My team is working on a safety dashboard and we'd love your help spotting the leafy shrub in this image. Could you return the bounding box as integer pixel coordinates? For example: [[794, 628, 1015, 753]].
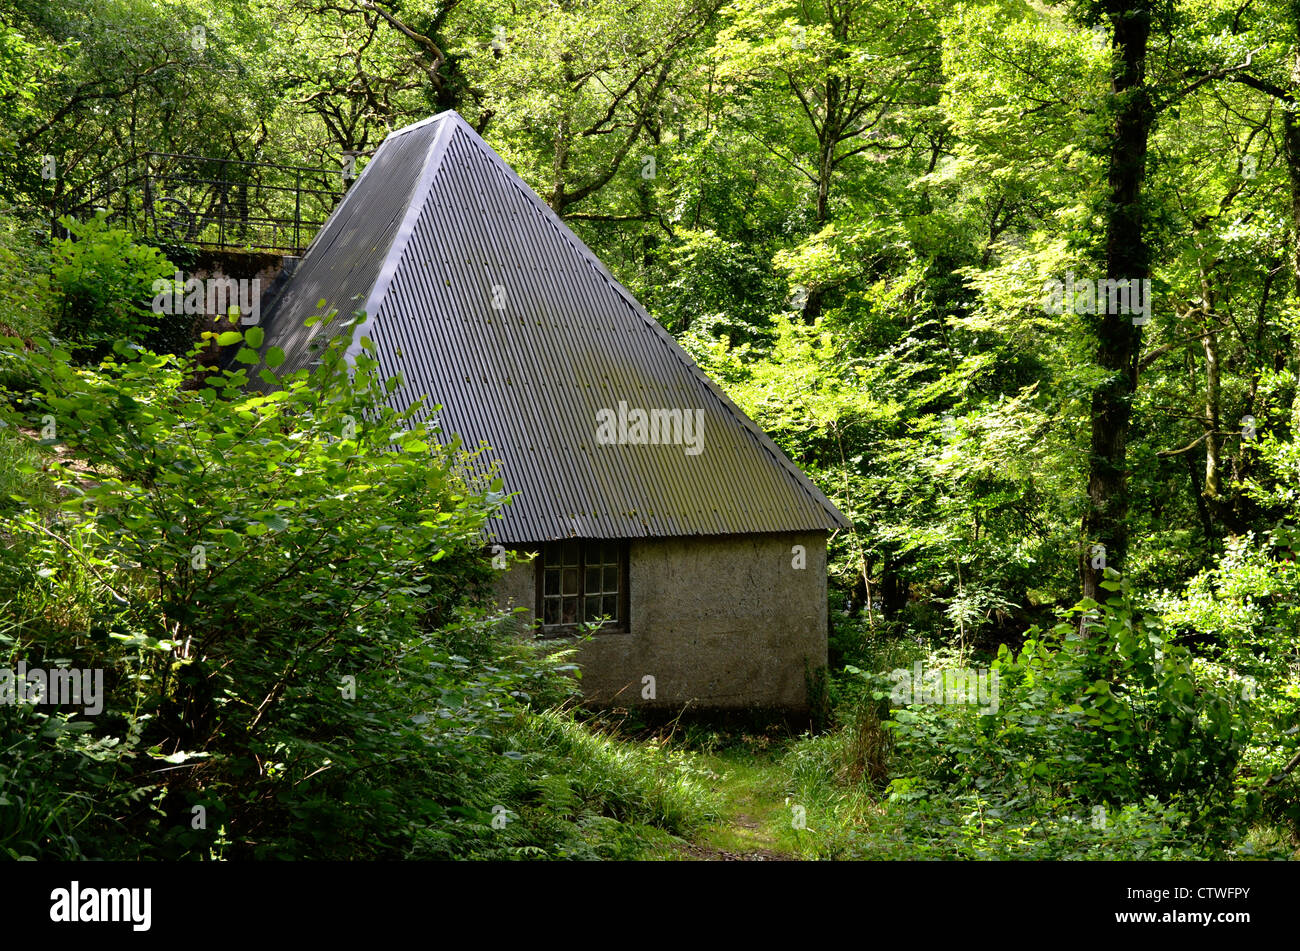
[[810, 572, 1258, 858], [994, 581, 1238, 804], [0, 323, 721, 859], [0, 209, 51, 341], [846, 787, 1208, 860], [48, 212, 174, 358], [1156, 533, 1300, 835], [994, 573, 1248, 813], [0, 326, 527, 857]]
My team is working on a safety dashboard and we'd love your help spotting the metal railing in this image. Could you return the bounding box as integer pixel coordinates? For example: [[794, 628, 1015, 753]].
[[141, 152, 346, 254]]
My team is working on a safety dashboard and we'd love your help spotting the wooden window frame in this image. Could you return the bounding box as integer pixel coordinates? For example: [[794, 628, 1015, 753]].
[[534, 539, 629, 637]]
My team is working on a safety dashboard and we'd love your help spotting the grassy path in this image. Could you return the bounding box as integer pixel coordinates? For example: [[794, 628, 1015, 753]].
[[671, 748, 804, 861]]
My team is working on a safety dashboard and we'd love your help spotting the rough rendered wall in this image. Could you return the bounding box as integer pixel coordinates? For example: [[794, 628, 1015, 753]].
[[492, 531, 828, 711]]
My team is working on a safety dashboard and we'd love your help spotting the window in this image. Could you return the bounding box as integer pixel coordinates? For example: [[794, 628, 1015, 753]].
[[537, 539, 627, 635]]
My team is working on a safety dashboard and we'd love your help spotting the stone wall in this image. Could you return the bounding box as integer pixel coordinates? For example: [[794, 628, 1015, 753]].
[[493, 531, 828, 711], [167, 251, 294, 374]]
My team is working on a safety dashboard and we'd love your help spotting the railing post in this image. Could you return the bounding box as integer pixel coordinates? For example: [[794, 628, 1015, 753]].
[[294, 168, 302, 253], [218, 164, 226, 250]]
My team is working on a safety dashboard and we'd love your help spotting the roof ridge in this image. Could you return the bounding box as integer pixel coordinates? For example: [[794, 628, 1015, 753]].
[[345, 114, 458, 364]]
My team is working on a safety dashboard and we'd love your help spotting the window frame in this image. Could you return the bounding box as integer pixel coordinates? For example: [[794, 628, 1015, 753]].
[[533, 539, 629, 637]]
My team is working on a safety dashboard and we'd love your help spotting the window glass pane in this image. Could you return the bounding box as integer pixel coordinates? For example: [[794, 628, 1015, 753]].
[[541, 542, 625, 630]]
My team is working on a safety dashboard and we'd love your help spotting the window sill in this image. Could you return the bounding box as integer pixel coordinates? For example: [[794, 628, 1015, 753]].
[[535, 625, 629, 640]]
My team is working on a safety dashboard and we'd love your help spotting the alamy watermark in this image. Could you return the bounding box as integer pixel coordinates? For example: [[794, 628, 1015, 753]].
[[595, 401, 704, 456], [888, 662, 999, 715], [50, 882, 150, 931], [1, 661, 104, 715], [1043, 271, 1151, 326], [151, 272, 261, 325]]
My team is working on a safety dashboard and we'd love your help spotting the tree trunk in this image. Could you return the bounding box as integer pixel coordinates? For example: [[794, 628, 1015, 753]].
[[1080, 3, 1155, 604], [879, 547, 907, 618], [1186, 453, 1214, 543], [802, 70, 842, 324], [549, 112, 570, 215], [1285, 41, 1300, 295], [1280, 47, 1300, 413], [1202, 303, 1222, 510]]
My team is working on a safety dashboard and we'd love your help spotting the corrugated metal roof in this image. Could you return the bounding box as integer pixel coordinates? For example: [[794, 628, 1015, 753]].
[[256, 111, 851, 543]]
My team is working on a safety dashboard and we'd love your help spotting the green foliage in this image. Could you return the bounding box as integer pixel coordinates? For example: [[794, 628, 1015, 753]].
[[1157, 531, 1300, 831], [0, 210, 51, 341], [848, 789, 1209, 861], [0, 324, 712, 858], [47, 213, 175, 357], [0, 425, 51, 516], [989, 574, 1248, 810], [850, 576, 1255, 855], [770, 577, 1269, 859]]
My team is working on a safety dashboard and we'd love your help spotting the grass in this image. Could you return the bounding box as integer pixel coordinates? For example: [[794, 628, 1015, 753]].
[[514, 707, 724, 838], [633, 724, 899, 860], [692, 747, 793, 855], [610, 710, 1299, 861], [0, 426, 47, 513]]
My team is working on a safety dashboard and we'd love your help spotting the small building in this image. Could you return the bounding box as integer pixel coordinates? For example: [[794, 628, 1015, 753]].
[[256, 111, 850, 711]]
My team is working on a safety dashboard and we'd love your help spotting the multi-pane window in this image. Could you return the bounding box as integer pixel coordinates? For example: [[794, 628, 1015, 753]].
[[538, 540, 626, 634]]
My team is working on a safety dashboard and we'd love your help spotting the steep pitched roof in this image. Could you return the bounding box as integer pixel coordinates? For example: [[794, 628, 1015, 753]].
[[257, 111, 851, 544]]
